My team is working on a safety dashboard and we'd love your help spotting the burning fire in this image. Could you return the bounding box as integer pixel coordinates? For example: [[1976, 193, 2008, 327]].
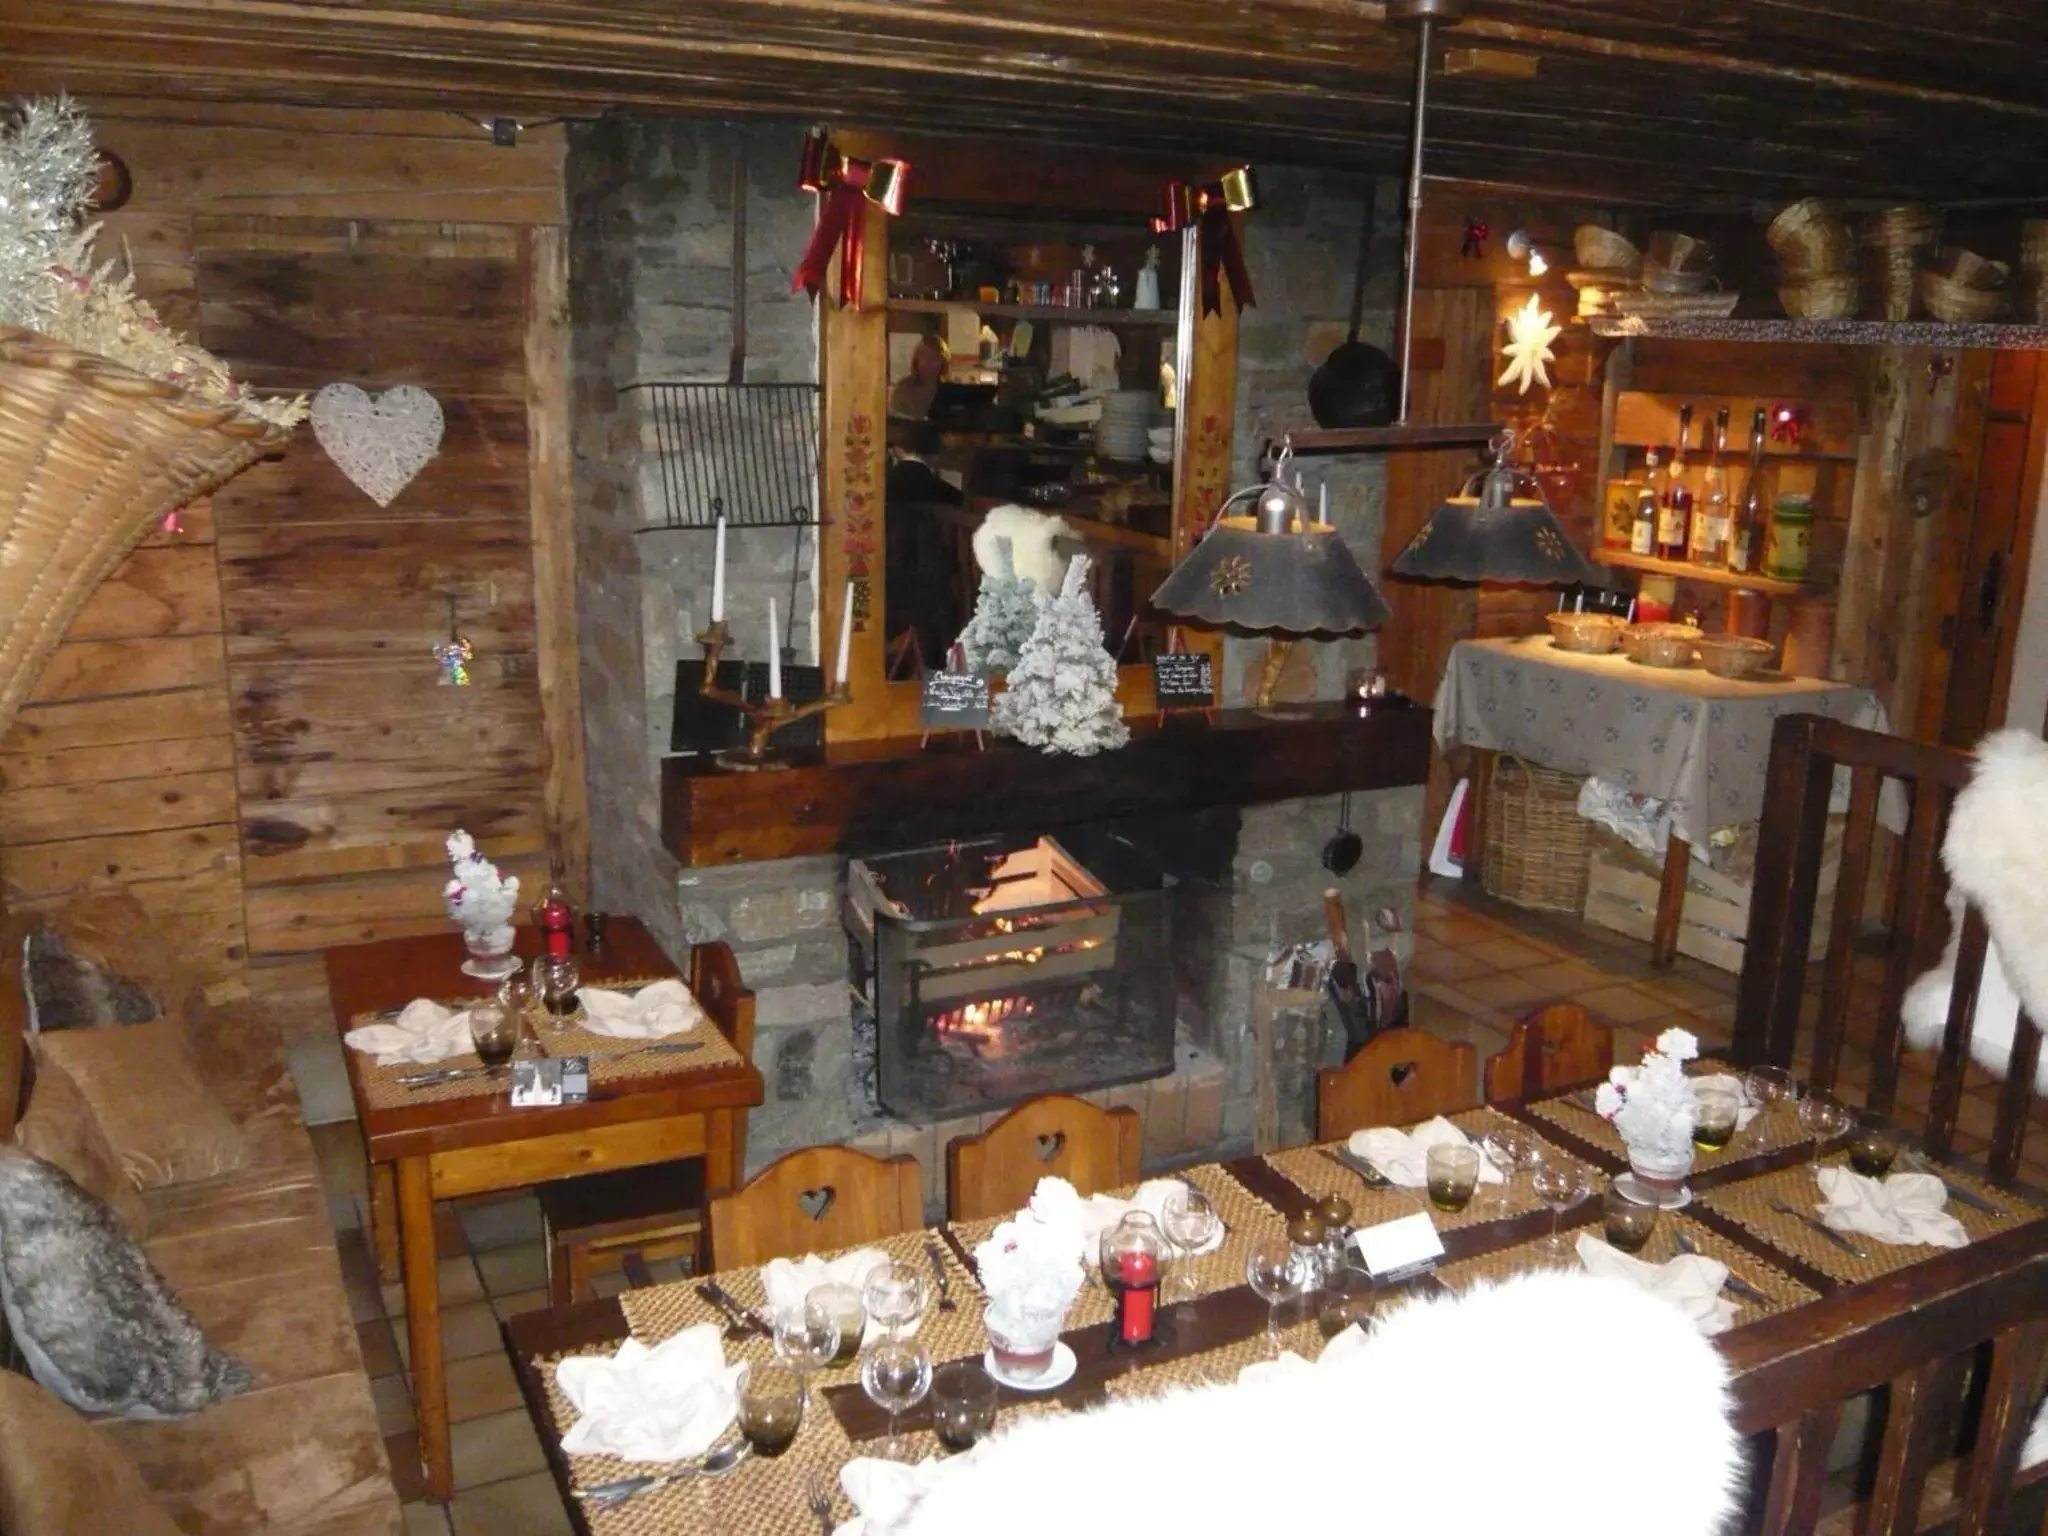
[[935, 995, 1033, 1058]]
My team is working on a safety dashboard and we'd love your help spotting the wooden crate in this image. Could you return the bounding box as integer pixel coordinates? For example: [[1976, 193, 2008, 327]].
[[1582, 825, 1841, 974]]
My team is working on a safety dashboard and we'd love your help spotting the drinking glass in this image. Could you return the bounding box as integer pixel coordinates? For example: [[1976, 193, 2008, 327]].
[[1317, 1263, 1375, 1340], [861, 1262, 928, 1340], [1847, 1114, 1900, 1178], [1797, 1087, 1852, 1165], [1744, 1065, 1793, 1113], [1693, 1086, 1741, 1153], [928, 1361, 999, 1455], [809, 1283, 867, 1367], [1245, 1239, 1308, 1354], [1602, 1179, 1659, 1255], [860, 1337, 933, 1462], [1532, 1161, 1592, 1262], [1161, 1184, 1221, 1304], [467, 999, 517, 1070], [736, 1362, 803, 1457], [1480, 1125, 1540, 1217], [772, 1298, 838, 1405], [1425, 1143, 1481, 1213]]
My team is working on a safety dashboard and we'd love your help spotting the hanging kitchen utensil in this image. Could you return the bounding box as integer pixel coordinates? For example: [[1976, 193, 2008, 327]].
[[1323, 887, 1373, 1056], [1363, 906, 1409, 1035], [1321, 791, 1364, 874], [1308, 178, 1397, 429]]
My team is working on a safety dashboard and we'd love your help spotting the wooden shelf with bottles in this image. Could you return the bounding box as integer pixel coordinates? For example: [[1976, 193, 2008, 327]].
[[1596, 549, 1815, 598], [886, 297, 1180, 329]]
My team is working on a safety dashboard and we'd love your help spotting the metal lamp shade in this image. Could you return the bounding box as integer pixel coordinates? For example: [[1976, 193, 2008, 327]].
[[1150, 517, 1391, 635], [1391, 471, 1597, 586]]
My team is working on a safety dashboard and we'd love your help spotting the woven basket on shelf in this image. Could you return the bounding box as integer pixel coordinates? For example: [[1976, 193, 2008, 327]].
[[1482, 755, 1592, 914], [0, 327, 292, 738]]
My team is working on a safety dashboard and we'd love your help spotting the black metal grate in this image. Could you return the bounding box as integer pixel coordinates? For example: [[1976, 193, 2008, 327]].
[[627, 381, 820, 531]]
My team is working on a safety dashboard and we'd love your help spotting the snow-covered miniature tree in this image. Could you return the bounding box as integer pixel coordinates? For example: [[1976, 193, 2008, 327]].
[[992, 554, 1130, 756], [958, 535, 1037, 676]]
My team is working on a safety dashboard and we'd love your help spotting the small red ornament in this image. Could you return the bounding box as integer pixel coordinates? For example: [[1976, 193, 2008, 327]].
[[1769, 402, 1810, 446], [1461, 216, 1489, 260]]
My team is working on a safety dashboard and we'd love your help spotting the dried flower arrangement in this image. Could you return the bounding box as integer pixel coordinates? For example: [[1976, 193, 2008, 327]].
[[1594, 1026, 1703, 1166]]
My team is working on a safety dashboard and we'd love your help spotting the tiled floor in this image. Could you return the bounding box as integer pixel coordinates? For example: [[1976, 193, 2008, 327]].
[[307, 871, 2048, 1524]]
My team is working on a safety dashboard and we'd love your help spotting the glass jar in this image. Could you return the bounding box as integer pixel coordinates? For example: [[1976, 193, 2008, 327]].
[[532, 954, 581, 1027], [1286, 1212, 1329, 1295], [1765, 493, 1814, 582], [1099, 1211, 1168, 1347], [532, 871, 576, 962]]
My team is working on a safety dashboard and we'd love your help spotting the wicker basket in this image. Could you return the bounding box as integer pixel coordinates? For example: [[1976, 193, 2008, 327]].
[[1482, 755, 1592, 914], [0, 328, 291, 739]]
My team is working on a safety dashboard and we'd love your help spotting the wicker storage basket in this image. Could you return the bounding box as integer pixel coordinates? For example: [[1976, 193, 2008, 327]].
[[0, 327, 291, 738], [1482, 755, 1592, 914]]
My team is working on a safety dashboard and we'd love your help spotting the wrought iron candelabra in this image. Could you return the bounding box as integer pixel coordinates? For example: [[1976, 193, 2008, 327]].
[[695, 620, 851, 770]]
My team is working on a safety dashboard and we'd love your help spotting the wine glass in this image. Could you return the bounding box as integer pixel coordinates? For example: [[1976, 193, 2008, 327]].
[[1160, 1184, 1221, 1305], [1480, 1125, 1539, 1218], [860, 1337, 933, 1462], [771, 1298, 837, 1406], [1743, 1065, 1793, 1146], [861, 1262, 928, 1340], [1245, 1239, 1308, 1355], [1797, 1087, 1852, 1167], [1532, 1161, 1592, 1263]]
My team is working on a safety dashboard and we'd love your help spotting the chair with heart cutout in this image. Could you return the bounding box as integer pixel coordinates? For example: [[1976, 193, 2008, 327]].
[[1316, 1026, 1478, 1141], [707, 1144, 924, 1271], [1482, 1003, 1614, 1104], [945, 1093, 1142, 1221]]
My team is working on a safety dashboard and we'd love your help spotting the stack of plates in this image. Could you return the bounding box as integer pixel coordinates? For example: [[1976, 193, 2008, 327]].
[[1094, 390, 1159, 461]]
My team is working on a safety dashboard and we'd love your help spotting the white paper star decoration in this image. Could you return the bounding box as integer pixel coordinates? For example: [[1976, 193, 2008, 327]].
[[1497, 292, 1561, 395]]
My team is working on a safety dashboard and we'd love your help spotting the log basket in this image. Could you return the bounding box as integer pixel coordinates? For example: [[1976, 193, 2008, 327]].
[[0, 327, 292, 738], [1482, 754, 1592, 914]]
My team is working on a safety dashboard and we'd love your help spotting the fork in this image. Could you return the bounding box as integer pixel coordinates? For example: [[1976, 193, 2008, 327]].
[[805, 1470, 835, 1535]]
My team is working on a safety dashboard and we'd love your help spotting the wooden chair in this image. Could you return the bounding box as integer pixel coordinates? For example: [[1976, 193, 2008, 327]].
[[537, 1159, 707, 1306], [1315, 1026, 1476, 1140], [1482, 1004, 1614, 1102], [1736, 714, 2041, 1184], [707, 1144, 922, 1271], [945, 1094, 1141, 1221]]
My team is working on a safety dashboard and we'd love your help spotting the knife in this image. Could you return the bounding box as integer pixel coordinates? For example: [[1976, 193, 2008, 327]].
[[1321, 1145, 1393, 1190], [1901, 1152, 2001, 1215], [700, 1277, 772, 1337], [1671, 1229, 1772, 1306], [1769, 1197, 1869, 1260], [396, 1065, 496, 1087]]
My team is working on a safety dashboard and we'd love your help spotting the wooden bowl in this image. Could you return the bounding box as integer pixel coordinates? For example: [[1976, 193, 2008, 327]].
[[1695, 634, 1779, 680], [1919, 268, 2007, 323], [1934, 247, 2009, 290], [1769, 199, 1856, 275], [1574, 225, 1641, 272], [1621, 622, 1702, 669], [1779, 273, 1860, 320], [1546, 611, 1627, 655]]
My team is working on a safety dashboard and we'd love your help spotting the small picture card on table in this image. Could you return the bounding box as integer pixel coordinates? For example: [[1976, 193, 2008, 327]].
[[1353, 1210, 1445, 1283]]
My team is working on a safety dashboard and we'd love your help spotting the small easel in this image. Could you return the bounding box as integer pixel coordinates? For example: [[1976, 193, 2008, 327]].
[[920, 641, 989, 751], [1153, 628, 1218, 728]]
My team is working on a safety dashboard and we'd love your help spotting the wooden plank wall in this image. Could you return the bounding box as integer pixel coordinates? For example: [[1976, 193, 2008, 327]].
[[0, 104, 577, 1041]]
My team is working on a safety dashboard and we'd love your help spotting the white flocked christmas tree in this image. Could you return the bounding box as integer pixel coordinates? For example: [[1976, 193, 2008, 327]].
[[992, 553, 1131, 756], [958, 535, 1037, 676]]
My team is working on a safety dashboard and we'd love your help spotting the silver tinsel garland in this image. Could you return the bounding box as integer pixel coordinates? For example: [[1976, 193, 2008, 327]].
[[0, 96, 97, 330]]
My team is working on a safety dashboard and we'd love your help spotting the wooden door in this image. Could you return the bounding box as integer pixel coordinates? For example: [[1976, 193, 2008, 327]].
[[1939, 351, 2046, 747]]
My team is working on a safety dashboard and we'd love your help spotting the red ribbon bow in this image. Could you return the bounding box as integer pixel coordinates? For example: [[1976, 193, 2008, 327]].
[[1152, 166, 1258, 316], [792, 129, 909, 310]]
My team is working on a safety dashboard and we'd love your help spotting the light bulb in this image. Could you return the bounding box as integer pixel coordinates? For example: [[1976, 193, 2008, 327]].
[[1527, 250, 1549, 277]]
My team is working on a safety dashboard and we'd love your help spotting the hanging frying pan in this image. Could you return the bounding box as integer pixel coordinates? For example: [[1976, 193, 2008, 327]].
[[1308, 178, 1397, 430]]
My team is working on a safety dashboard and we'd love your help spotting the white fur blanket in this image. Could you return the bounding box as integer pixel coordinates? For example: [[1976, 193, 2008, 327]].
[[1902, 729, 2048, 1093], [898, 1272, 1742, 1536], [974, 505, 1071, 595]]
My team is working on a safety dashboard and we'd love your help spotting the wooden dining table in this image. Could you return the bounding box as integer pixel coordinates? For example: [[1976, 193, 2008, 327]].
[[507, 1084, 2048, 1535]]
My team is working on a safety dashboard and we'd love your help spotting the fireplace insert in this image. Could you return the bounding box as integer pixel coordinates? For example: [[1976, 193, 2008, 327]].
[[845, 832, 1175, 1122]]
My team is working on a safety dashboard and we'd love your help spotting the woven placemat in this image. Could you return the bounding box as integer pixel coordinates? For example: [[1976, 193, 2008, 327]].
[[1699, 1155, 2041, 1285], [1262, 1107, 1597, 1236], [1524, 1091, 1811, 1172], [949, 1165, 1287, 1332], [621, 1227, 988, 1378], [349, 978, 745, 1111]]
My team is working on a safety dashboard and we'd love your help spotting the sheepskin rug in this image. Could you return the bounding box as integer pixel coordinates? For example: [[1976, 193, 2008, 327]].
[[899, 1271, 1744, 1536], [973, 505, 1072, 596]]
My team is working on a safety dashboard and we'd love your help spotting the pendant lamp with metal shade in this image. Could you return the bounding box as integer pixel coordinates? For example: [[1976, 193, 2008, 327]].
[[1391, 428, 1597, 586], [1151, 450, 1390, 709]]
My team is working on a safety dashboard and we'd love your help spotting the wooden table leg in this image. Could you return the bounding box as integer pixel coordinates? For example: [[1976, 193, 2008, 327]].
[[1652, 834, 1692, 968], [370, 1161, 400, 1284], [397, 1155, 452, 1503], [1463, 748, 1495, 886], [705, 1106, 742, 1195]]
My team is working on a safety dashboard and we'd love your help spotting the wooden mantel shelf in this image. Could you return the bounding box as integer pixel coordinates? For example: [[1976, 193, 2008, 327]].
[[660, 703, 1434, 867]]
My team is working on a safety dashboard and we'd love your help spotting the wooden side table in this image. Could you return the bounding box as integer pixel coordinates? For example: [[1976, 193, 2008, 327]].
[[325, 919, 761, 1502]]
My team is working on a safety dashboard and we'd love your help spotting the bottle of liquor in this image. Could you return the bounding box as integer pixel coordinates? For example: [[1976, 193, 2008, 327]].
[[1727, 406, 1769, 574], [1630, 448, 1661, 556], [1693, 406, 1731, 566], [1656, 404, 1695, 561]]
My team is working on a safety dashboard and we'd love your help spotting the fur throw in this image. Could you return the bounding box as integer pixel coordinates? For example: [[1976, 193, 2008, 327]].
[[0, 1149, 250, 1417], [973, 505, 1072, 596], [900, 1272, 1743, 1536], [1902, 730, 2048, 1092]]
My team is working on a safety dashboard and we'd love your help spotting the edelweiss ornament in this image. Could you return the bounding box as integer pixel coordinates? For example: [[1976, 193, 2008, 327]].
[[311, 383, 443, 506], [1497, 292, 1560, 395]]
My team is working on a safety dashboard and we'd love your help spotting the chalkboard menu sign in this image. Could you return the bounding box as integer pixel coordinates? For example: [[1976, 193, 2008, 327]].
[[1152, 650, 1216, 710], [920, 668, 991, 731]]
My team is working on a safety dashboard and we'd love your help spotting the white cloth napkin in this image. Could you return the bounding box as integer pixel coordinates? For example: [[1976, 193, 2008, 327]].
[[834, 1455, 955, 1536], [1575, 1234, 1737, 1336], [578, 977, 708, 1039], [1692, 1073, 1759, 1130], [556, 1325, 741, 1462], [343, 998, 476, 1066], [1028, 1177, 1227, 1256], [1347, 1117, 1504, 1188], [1817, 1168, 1968, 1249]]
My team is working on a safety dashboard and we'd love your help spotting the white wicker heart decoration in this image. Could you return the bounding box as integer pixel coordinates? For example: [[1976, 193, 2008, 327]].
[[310, 383, 444, 507]]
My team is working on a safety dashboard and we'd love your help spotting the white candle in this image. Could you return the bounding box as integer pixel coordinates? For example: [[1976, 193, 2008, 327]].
[[834, 579, 854, 688], [1318, 483, 1330, 525], [767, 598, 782, 699], [710, 515, 727, 623]]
